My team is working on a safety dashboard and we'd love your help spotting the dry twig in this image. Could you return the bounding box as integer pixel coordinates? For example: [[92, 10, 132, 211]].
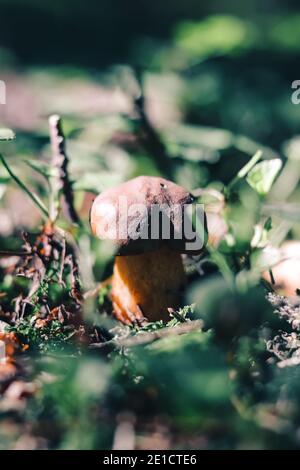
[[49, 114, 81, 224], [90, 319, 203, 349]]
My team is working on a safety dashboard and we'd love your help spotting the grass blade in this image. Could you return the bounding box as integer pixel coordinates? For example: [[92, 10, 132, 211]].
[[0, 153, 49, 219]]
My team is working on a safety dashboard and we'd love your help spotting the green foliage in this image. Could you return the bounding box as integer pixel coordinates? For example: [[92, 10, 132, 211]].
[[8, 319, 75, 353], [98, 284, 112, 308], [25, 356, 112, 450], [246, 159, 283, 197], [1, 3, 300, 451], [175, 16, 255, 60], [188, 276, 273, 340]]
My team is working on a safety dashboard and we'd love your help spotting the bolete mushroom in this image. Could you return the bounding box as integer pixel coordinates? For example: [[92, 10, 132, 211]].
[[90, 176, 206, 324]]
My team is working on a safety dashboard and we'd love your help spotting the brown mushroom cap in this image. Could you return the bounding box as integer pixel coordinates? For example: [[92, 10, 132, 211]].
[[90, 175, 205, 255]]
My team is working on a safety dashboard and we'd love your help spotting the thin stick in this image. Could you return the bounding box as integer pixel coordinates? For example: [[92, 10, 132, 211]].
[[83, 277, 112, 299], [58, 235, 66, 286], [48, 115, 81, 225], [227, 150, 263, 191], [268, 269, 276, 285], [124, 71, 173, 178], [90, 319, 203, 349], [167, 307, 187, 323], [0, 251, 31, 257]]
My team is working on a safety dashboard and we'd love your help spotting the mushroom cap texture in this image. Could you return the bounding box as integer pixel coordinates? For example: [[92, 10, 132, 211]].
[[90, 175, 205, 255]]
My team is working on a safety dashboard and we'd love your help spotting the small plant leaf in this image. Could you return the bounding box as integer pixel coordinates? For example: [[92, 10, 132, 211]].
[[264, 216, 273, 231], [227, 149, 263, 193], [0, 128, 15, 141], [246, 158, 282, 196]]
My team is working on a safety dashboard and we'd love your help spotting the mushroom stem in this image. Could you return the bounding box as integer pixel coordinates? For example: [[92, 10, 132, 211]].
[[111, 245, 185, 324]]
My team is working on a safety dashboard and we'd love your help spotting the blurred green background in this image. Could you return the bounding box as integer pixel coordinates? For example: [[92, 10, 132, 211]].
[[0, 0, 300, 147]]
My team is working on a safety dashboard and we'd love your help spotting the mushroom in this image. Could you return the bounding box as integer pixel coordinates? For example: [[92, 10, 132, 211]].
[[90, 176, 206, 324]]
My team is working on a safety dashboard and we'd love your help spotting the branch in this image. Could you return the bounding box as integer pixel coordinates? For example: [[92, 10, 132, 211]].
[[48, 115, 81, 225], [134, 95, 172, 177], [0, 251, 31, 257], [90, 319, 203, 349], [124, 71, 173, 179]]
